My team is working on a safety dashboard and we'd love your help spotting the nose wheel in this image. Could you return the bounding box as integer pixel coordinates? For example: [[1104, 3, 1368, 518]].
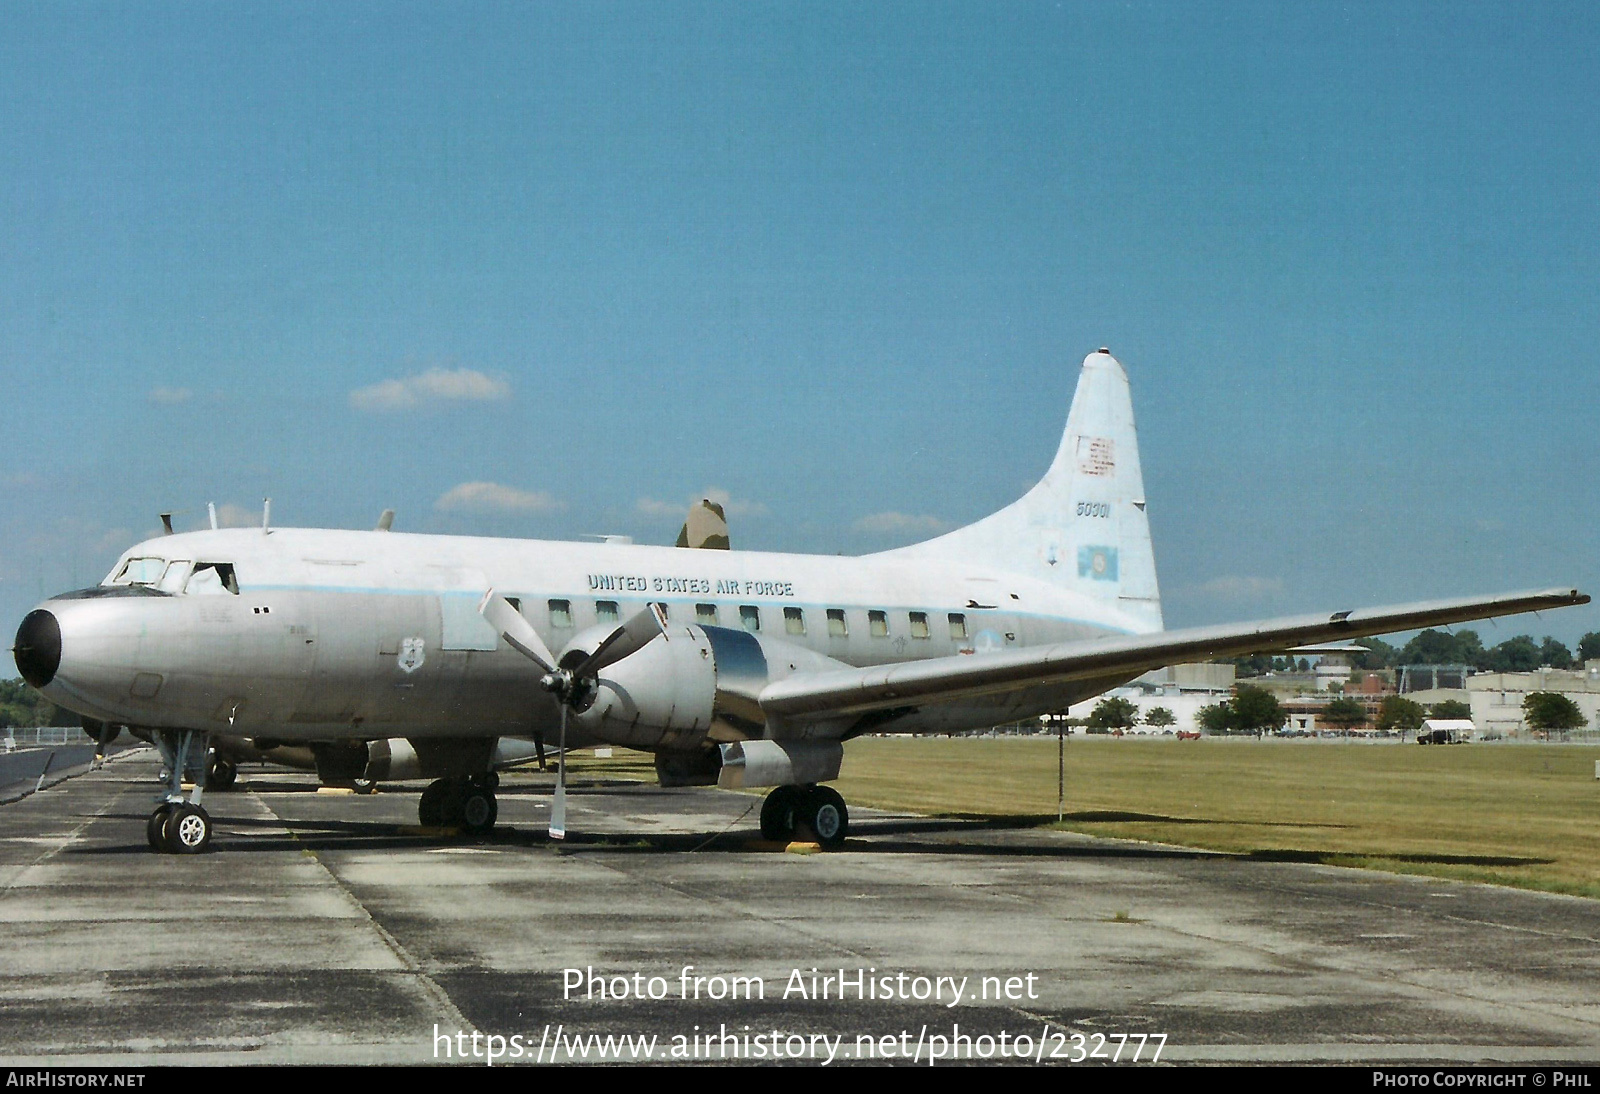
[[760, 785, 849, 847], [147, 729, 218, 854]]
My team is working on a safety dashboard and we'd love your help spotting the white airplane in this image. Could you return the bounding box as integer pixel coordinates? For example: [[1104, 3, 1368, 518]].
[[112, 499, 732, 793], [10, 350, 1587, 854]]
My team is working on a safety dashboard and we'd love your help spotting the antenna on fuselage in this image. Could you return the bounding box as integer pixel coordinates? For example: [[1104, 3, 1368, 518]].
[[208, 503, 218, 530], [376, 509, 395, 531], [160, 513, 174, 535], [262, 498, 271, 535]]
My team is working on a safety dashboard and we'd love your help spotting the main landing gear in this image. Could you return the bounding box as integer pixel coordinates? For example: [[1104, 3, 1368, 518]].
[[208, 754, 238, 791], [760, 785, 849, 848], [417, 774, 498, 837], [146, 729, 216, 854]]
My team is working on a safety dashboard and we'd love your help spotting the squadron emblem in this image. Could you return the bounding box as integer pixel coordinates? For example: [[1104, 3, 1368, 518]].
[[398, 637, 426, 674]]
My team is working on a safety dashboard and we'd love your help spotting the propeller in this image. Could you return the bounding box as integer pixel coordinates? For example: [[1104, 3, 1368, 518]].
[[479, 590, 668, 839]]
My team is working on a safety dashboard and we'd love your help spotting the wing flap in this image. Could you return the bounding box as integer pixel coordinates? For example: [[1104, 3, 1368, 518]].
[[758, 587, 1587, 721]]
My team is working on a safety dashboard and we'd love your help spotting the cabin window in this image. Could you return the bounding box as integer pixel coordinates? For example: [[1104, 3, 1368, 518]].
[[784, 607, 806, 635], [186, 563, 239, 596], [548, 599, 573, 629], [948, 613, 968, 640], [596, 600, 619, 624], [869, 610, 889, 637], [909, 611, 930, 639], [827, 609, 848, 638], [740, 605, 761, 632], [696, 603, 720, 626]]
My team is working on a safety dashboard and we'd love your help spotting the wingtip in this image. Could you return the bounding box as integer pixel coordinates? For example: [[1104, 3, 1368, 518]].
[[1542, 586, 1589, 605]]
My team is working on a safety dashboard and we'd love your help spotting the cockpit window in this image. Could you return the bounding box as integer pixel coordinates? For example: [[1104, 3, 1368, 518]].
[[186, 563, 239, 595], [156, 561, 193, 594], [111, 557, 168, 586]]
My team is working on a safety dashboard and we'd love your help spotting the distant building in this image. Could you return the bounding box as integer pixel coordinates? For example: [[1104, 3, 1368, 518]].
[[1068, 663, 1236, 732], [1468, 661, 1600, 738], [1289, 643, 1369, 692], [1399, 665, 1472, 693]]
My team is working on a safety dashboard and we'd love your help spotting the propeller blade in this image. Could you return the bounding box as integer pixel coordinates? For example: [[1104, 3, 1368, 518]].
[[550, 704, 567, 840], [572, 602, 669, 679], [479, 589, 558, 673]]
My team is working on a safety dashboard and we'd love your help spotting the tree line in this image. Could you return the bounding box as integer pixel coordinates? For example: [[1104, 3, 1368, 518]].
[[1171, 687, 1583, 736], [1229, 630, 1600, 678], [0, 679, 77, 729]]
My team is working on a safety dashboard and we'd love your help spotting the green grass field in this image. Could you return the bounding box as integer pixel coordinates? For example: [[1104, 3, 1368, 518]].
[[565, 737, 1600, 898], [830, 737, 1600, 899]]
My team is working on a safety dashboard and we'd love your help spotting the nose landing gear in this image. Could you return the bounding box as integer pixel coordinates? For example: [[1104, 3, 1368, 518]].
[[147, 729, 216, 854]]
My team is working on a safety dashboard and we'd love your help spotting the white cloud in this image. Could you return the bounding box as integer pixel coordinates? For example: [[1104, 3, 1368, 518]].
[[148, 386, 192, 405], [350, 368, 511, 412], [436, 482, 561, 515], [853, 511, 949, 535], [700, 487, 767, 518], [636, 497, 686, 518], [95, 527, 132, 553], [1187, 575, 1285, 599], [637, 487, 767, 520]]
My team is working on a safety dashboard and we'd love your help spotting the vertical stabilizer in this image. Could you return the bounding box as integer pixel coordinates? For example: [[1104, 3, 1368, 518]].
[[880, 349, 1163, 632]]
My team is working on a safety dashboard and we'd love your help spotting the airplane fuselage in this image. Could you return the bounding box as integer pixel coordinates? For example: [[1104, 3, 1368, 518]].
[[26, 526, 1150, 748]]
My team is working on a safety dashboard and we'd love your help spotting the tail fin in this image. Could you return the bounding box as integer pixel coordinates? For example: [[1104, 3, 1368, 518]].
[[880, 349, 1163, 632], [676, 498, 731, 550]]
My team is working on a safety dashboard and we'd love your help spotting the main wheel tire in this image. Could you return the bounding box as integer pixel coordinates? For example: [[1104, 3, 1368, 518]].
[[460, 789, 498, 836], [806, 786, 848, 848], [164, 803, 212, 854], [437, 780, 468, 827], [146, 804, 174, 851], [418, 780, 451, 827], [208, 758, 237, 791], [760, 786, 801, 841]]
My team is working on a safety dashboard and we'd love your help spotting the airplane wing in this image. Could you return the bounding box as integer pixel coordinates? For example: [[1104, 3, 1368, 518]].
[[758, 587, 1588, 722]]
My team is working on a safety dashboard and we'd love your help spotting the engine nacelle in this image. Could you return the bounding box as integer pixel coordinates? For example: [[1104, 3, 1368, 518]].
[[716, 738, 843, 789], [568, 624, 851, 750], [363, 737, 494, 781]]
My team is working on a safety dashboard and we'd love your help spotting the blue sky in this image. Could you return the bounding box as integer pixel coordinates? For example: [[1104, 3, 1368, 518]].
[[3, 2, 1598, 649]]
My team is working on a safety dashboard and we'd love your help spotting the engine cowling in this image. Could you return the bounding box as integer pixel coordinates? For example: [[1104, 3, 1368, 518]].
[[566, 623, 850, 750]]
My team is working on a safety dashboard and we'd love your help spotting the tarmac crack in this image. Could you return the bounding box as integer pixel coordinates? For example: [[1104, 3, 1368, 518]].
[[0, 752, 141, 898], [248, 787, 478, 1038], [557, 849, 884, 963], [1112, 870, 1600, 1045]]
